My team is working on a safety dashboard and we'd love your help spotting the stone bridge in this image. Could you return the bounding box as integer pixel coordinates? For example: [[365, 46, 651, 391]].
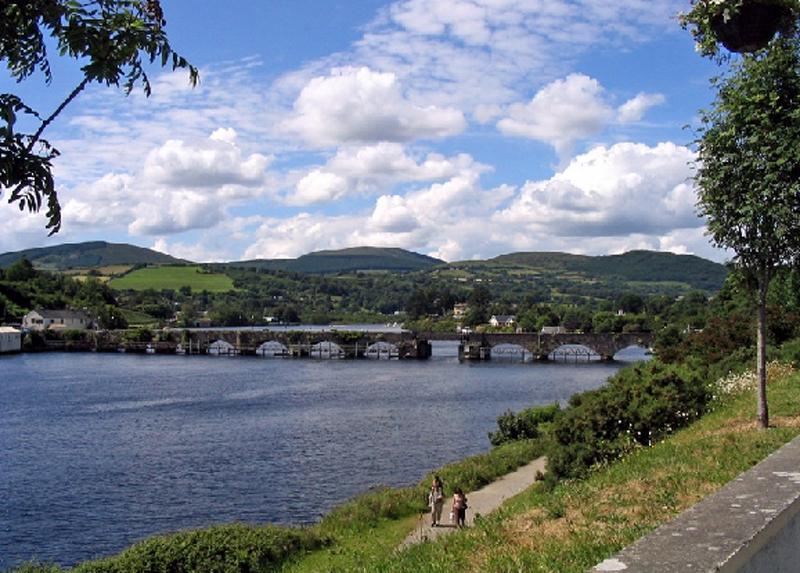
[[449, 331, 654, 361], [45, 328, 653, 361]]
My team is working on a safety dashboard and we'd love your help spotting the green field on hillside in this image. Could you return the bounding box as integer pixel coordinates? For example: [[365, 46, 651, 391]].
[[109, 266, 235, 292]]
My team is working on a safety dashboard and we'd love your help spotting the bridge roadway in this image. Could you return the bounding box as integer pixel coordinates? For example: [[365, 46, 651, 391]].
[[77, 329, 654, 361]]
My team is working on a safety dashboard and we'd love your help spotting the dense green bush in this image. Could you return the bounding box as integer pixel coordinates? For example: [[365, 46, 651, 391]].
[[488, 402, 561, 446], [72, 523, 328, 573], [122, 328, 154, 343], [547, 361, 710, 481]]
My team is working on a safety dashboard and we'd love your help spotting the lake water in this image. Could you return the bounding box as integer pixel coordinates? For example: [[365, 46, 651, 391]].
[[0, 343, 645, 568]]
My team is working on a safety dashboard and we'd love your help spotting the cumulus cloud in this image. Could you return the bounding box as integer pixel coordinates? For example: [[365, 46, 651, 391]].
[[55, 130, 277, 237], [142, 128, 273, 192], [494, 142, 700, 238], [280, 67, 466, 146], [285, 143, 489, 206], [128, 190, 226, 236], [617, 93, 667, 124], [497, 74, 613, 159], [343, 0, 677, 112], [497, 74, 665, 160], [202, 139, 713, 264], [369, 195, 419, 233]]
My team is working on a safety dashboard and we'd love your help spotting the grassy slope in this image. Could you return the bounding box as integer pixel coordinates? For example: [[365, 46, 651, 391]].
[[109, 266, 234, 292]]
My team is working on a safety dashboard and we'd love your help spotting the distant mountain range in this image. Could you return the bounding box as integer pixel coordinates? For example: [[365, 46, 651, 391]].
[[0, 241, 728, 292]]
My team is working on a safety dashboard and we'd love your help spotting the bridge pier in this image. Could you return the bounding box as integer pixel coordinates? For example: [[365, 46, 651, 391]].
[[459, 340, 492, 360]]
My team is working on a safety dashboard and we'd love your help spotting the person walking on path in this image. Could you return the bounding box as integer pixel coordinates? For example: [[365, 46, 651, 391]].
[[400, 455, 547, 548], [428, 475, 445, 526], [452, 487, 468, 529]]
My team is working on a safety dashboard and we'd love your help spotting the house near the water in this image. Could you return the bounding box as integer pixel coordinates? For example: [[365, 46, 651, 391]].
[[489, 315, 516, 328], [22, 309, 93, 331]]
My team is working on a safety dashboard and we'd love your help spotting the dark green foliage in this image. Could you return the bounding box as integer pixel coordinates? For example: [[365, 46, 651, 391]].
[[123, 328, 153, 343], [5, 257, 36, 280], [72, 523, 328, 573], [0, 261, 122, 323], [488, 402, 561, 446], [547, 361, 710, 480]]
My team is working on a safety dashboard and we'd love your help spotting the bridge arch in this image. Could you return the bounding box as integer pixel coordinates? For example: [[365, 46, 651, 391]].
[[366, 341, 399, 359], [310, 340, 344, 359], [549, 344, 600, 362], [491, 343, 533, 362], [256, 340, 289, 357], [207, 339, 237, 356]]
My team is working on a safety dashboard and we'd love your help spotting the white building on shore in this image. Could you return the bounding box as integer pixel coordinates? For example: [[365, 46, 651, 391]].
[[22, 309, 93, 331], [0, 326, 22, 354]]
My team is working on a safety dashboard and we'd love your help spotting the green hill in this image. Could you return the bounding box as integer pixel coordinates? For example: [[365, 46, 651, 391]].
[[230, 246, 444, 274], [488, 250, 728, 292], [0, 241, 185, 270]]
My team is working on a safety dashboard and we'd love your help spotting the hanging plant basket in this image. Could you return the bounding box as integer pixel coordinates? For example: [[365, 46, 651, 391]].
[[710, 2, 790, 53]]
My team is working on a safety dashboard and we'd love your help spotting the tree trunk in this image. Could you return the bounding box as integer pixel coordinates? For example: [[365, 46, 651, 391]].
[[756, 277, 769, 429]]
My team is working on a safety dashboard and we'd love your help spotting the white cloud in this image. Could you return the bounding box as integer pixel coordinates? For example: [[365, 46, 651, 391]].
[[291, 170, 350, 205], [55, 130, 278, 238], [280, 67, 466, 146], [284, 143, 489, 206], [342, 0, 678, 112], [494, 141, 700, 239], [497, 74, 666, 161], [151, 238, 231, 263], [142, 130, 273, 192], [128, 190, 226, 236], [369, 195, 419, 233], [497, 74, 613, 159], [617, 92, 667, 124]]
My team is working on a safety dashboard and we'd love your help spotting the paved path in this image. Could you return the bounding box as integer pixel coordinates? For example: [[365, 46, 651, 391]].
[[400, 456, 547, 547]]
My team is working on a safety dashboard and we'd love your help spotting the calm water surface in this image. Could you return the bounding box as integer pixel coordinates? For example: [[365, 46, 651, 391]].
[[0, 343, 644, 568]]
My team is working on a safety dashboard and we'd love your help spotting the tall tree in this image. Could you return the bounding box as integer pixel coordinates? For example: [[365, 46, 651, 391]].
[[693, 32, 800, 428], [1, 1, 197, 233]]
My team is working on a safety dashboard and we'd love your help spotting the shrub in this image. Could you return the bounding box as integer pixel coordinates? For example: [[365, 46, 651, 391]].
[[547, 361, 710, 480], [73, 523, 328, 573], [488, 402, 561, 446], [122, 328, 153, 343]]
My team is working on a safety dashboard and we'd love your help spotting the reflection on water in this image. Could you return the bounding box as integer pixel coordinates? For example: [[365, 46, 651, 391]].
[[0, 345, 646, 568]]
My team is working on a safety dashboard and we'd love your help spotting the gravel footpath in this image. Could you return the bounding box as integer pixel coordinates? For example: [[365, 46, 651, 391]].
[[400, 456, 547, 547]]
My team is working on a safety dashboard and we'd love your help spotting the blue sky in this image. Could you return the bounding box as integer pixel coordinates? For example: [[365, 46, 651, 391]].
[[1, 0, 731, 263]]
